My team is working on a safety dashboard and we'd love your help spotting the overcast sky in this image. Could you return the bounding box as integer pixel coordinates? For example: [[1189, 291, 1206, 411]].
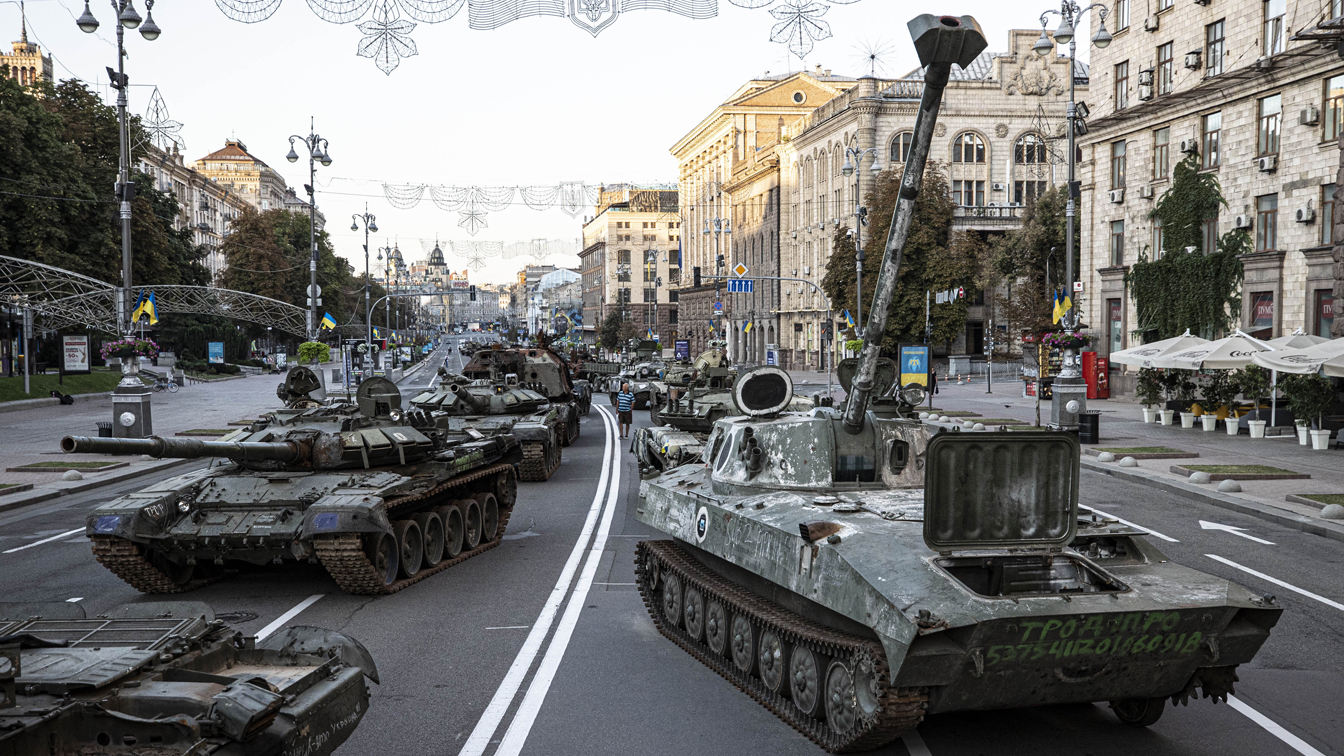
[[10, 0, 1090, 283]]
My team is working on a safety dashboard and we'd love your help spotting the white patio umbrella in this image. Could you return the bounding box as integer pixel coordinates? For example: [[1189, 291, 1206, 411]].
[[1108, 330, 1210, 368], [1161, 330, 1273, 370], [1266, 330, 1330, 350], [1251, 337, 1344, 374]]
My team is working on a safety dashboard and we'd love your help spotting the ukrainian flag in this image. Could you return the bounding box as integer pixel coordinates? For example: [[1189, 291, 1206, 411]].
[[131, 291, 158, 325], [743, 320, 753, 333], [843, 309, 855, 329], [373, 327, 380, 339], [708, 319, 715, 332], [647, 327, 654, 338], [320, 312, 337, 330]]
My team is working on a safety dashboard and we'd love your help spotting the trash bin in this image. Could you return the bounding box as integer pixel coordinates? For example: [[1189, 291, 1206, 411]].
[[1078, 410, 1101, 444], [96, 421, 112, 438]]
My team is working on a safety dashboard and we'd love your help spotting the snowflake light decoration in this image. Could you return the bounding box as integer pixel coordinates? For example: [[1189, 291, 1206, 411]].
[[140, 87, 185, 152], [358, 1, 419, 75], [382, 182, 600, 234]]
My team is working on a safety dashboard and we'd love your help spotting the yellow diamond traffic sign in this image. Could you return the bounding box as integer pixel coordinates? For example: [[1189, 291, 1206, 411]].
[[732, 262, 748, 277]]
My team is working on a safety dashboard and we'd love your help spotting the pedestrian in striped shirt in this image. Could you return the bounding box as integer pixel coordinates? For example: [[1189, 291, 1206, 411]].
[[616, 383, 635, 439]]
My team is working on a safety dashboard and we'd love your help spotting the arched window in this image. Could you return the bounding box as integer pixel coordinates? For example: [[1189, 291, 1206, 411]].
[[890, 132, 912, 164], [832, 147, 844, 177], [952, 132, 986, 163], [1014, 133, 1048, 164], [803, 157, 813, 188]]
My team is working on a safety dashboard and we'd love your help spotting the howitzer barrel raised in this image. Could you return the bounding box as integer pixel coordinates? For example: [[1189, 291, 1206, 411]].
[[61, 435, 302, 463]]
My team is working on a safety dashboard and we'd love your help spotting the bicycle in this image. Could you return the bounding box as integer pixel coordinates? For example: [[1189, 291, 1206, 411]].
[[151, 375, 180, 393]]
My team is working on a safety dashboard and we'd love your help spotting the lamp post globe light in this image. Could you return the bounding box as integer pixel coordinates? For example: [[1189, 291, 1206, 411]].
[[286, 119, 332, 339], [76, 0, 162, 334], [841, 147, 883, 340], [351, 206, 378, 349], [1032, 0, 1110, 431]]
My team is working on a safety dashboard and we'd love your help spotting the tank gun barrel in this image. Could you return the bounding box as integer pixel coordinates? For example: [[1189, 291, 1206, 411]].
[[61, 435, 302, 463], [842, 14, 986, 434]]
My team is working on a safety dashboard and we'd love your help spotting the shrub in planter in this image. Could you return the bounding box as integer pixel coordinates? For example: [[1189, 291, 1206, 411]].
[[1136, 368, 1165, 409], [1235, 365, 1272, 416], [1281, 373, 1335, 430], [298, 341, 331, 365], [1199, 370, 1238, 419]]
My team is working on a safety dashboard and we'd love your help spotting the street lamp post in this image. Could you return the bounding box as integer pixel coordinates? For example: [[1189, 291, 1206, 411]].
[[285, 119, 332, 339], [1033, 2, 1111, 431], [350, 206, 378, 349], [702, 215, 730, 352], [841, 146, 883, 340], [76, 0, 162, 334]]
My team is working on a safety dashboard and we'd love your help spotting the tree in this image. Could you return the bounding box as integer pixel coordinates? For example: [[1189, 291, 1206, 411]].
[[984, 185, 1076, 338]]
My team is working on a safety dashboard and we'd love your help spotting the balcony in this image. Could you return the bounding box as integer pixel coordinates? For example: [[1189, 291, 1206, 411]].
[[952, 204, 1024, 231]]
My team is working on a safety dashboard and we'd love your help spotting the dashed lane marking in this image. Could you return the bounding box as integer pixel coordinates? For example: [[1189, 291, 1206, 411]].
[[1228, 695, 1329, 756], [3, 528, 85, 554], [254, 594, 324, 641], [1205, 554, 1344, 612]]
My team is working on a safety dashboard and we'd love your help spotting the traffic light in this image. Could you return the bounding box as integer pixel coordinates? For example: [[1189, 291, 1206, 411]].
[[693, 266, 701, 288]]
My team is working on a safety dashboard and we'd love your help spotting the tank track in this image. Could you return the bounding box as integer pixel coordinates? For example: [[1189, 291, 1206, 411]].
[[518, 439, 560, 482], [91, 536, 227, 594], [314, 463, 516, 595], [636, 540, 927, 753]]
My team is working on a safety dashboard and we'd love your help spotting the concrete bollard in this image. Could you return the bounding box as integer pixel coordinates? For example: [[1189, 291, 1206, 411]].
[[1217, 479, 1242, 493], [1118, 456, 1138, 468]]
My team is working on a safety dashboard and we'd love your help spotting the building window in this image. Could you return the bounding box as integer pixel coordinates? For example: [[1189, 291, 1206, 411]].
[[1206, 20, 1225, 77], [1256, 194, 1278, 251], [1156, 42, 1174, 95], [953, 180, 985, 206], [1326, 75, 1344, 141], [951, 132, 986, 163], [1264, 0, 1285, 56], [1114, 61, 1129, 110], [1258, 94, 1282, 156], [1157, 0, 1172, 9], [1110, 141, 1127, 189], [1014, 133, 1047, 164], [618, 249, 631, 264], [1251, 291, 1275, 336], [1315, 290, 1335, 338], [1153, 127, 1170, 180], [668, 290, 679, 303], [1202, 112, 1222, 168], [1115, 0, 1129, 30], [1110, 220, 1125, 266], [1108, 299, 1124, 354], [1014, 181, 1048, 205], [1324, 184, 1337, 246], [890, 132, 912, 164], [643, 288, 657, 303], [1202, 214, 1219, 255], [668, 309, 679, 325], [1152, 216, 1165, 256]]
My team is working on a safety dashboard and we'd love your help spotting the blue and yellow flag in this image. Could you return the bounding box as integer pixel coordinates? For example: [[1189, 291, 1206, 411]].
[[708, 319, 715, 333], [1051, 292, 1063, 324], [843, 309, 855, 329], [646, 327, 655, 338], [320, 312, 337, 330], [743, 320, 753, 333], [131, 291, 158, 325], [372, 326, 380, 339]]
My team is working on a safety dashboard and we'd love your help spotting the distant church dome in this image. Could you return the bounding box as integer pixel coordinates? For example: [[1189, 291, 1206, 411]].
[[428, 243, 445, 267]]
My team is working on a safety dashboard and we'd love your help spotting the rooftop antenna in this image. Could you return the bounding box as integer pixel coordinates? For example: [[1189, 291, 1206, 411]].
[[853, 37, 897, 78]]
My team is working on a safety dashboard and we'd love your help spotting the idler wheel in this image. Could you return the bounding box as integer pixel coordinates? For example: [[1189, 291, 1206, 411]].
[[149, 549, 194, 586], [393, 520, 423, 579], [437, 505, 464, 558], [705, 600, 728, 656], [683, 587, 705, 641], [661, 573, 683, 627], [730, 614, 755, 675], [790, 646, 825, 717], [365, 532, 399, 587], [647, 558, 660, 591], [476, 492, 500, 542], [758, 629, 788, 693], [414, 512, 445, 568], [825, 661, 859, 734], [1110, 697, 1166, 727], [461, 499, 482, 550]]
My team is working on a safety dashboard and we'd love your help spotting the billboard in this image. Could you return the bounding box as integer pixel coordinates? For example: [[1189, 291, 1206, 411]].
[[899, 346, 930, 387], [208, 342, 225, 364], [62, 334, 91, 374]]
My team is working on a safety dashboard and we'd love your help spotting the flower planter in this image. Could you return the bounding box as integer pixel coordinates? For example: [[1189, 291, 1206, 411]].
[[1159, 410, 1175, 426], [1142, 408, 1157, 423], [1310, 429, 1332, 450], [1201, 415, 1218, 432], [1180, 412, 1197, 429], [1225, 419, 1240, 435], [1248, 420, 1267, 439], [1297, 422, 1310, 445]]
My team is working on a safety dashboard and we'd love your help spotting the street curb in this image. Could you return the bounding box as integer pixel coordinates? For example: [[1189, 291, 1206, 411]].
[[0, 457, 195, 514], [1080, 458, 1344, 544], [0, 390, 114, 415]]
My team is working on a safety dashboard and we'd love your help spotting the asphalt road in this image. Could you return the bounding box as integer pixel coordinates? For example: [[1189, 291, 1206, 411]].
[[1, 343, 1339, 756]]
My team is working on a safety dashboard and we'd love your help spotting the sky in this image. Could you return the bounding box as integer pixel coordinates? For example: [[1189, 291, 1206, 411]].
[[7, 0, 1094, 284]]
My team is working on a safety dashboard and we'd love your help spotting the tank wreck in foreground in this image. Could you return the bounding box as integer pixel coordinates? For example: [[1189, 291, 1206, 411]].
[[633, 14, 1280, 753], [0, 601, 377, 755]]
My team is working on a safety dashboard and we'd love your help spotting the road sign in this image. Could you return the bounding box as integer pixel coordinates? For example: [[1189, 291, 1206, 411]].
[[714, 301, 723, 311], [732, 262, 749, 277], [307, 284, 322, 297], [727, 279, 753, 293]]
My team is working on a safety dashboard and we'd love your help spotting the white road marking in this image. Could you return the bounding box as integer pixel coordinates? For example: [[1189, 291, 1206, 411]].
[[1205, 554, 1344, 612], [458, 406, 617, 756], [486, 626, 531, 631], [591, 582, 635, 586], [1199, 520, 1276, 545], [1079, 506, 1179, 542], [902, 730, 933, 756], [65, 597, 82, 603], [495, 405, 622, 756], [3, 528, 85, 554], [1227, 695, 1329, 756], [254, 594, 324, 641]]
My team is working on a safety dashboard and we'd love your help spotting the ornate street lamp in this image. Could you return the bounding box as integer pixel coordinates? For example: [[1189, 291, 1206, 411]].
[[286, 120, 332, 338]]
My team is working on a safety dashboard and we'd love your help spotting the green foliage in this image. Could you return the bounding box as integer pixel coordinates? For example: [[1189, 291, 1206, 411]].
[[1135, 368, 1165, 407], [844, 338, 864, 353], [1235, 364, 1271, 405], [1126, 153, 1246, 339], [1280, 373, 1336, 426], [298, 341, 330, 364], [598, 312, 639, 352], [1199, 370, 1239, 412], [984, 186, 1078, 335]]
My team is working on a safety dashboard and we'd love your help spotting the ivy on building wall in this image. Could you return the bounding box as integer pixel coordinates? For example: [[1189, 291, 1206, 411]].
[[1126, 153, 1249, 340]]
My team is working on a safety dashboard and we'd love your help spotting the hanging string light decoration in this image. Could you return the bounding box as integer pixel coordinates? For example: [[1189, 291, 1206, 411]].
[[382, 182, 602, 235], [139, 87, 185, 152], [213, 0, 858, 74]]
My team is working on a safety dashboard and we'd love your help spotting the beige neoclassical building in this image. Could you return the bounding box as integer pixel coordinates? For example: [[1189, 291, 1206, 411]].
[[777, 30, 1085, 370]]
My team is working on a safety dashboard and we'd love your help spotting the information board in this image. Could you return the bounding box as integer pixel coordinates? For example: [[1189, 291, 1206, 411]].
[[208, 342, 225, 364], [899, 345, 930, 387], [62, 334, 91, 374], [674, 340, 690, 360]]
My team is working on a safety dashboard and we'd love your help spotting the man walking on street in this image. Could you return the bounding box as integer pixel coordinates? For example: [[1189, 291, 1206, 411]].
[[616, 382, 635, 439]]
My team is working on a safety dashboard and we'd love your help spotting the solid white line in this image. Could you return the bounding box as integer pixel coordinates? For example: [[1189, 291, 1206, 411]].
[[1205, 554, 1344, 612], [902, 730, 933, 756], [457, 406, 616, 756], [1080, 506, 1180, 543], [3, 528, 85, 554], [65, 597, 82, 603], [1227, 695, 1328, 756], [254, 594, 324, 641], [495, 404, 622, 756]]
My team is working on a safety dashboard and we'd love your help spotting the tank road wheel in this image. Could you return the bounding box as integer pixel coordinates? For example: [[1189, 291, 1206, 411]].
[[437, 505, 464, 559], [477, 493, 500, 542], [462, 499, 482, 550], [683, 586, 705, 641], [647, 557, 661, 591], [824, 661, 859, 734], [364, 532, 400, 588], [649, 401, 662, 427], [705, 599, 728, 656], [148, 549, 194, 587], [1110, 697, 1166, 727], [730, 614, 756, 675], [661, 572, 683, 628], [393, 520, 423, 579], [415, 512, 445, 568], [789, 646, 825, 717], [758, 629, 789, 693]]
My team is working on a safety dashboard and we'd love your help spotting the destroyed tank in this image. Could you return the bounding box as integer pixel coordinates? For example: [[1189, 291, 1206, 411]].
[[0, 600, 377, 755], [633, 15, 1281, 753], [462, 342, 582, 446], [69, 369, 521, 595], [411, 370, 566, 482], [647, 343, 735, 426]]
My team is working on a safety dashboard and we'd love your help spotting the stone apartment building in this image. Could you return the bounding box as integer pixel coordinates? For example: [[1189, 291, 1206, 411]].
[[2, 20, 50, 86], [195, 140, 291, 214], [578, 186, 680, 348], [777, 30, 1084, 370], [1081, 0, 1344, 354], [138, 143, 251, 280]]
